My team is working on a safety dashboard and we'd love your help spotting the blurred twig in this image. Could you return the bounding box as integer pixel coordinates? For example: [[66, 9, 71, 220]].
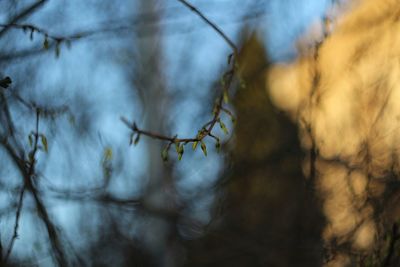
[[0, 103, 68, 267], [0, 7, 264, 62], [0, 0, 48, 38], [3, 186, 25, 264]]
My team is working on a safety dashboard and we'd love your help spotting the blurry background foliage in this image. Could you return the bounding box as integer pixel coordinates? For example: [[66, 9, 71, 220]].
[[0, 0, 340, 267]]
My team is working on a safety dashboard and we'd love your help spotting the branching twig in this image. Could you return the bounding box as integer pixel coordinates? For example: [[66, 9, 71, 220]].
[[0, 23, 131, 46], [121, 64, 235, 160], [25, 110, 68, 267], [0, 10, 265, 62], [0, 106, 67, 267], [122, 0, 238, 160], [0, 0, 48, 39], [3, 186, 26, 264], [0, 23, 75, 46]]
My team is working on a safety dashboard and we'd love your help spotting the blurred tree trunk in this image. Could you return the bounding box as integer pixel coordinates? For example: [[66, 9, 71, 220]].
[[129, 1, 179, 266]]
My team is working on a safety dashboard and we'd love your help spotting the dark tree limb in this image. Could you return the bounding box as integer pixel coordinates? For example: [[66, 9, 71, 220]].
[[3, 186, 26, 264], [0, 0, 48, 39], [0, 107, 68, 267]]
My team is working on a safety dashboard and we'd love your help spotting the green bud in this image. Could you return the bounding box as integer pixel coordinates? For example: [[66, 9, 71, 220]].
[[161, 148, 168, 162], [200, 141, 207, 157], [192, 141, 198, 150]]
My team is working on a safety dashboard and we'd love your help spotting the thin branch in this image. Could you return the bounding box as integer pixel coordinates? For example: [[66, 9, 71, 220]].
[[0, 8, 264, 62], [26, 109, 41, 171], [27, 184, 68, 267], [25, 110, 68, 267], [121, 117, 197, 143], [121, 54, 237, 159], [25, 110, 67, 267], [0, 23, 132, 45], [177, 0, 238, 53], [0, 0, 48, 39], [0, 107, 68, 267], [3, 186, 26, 264], [121, 0, 239, 157], [0, 78, 27, 158], [0, 23, 69, 43]]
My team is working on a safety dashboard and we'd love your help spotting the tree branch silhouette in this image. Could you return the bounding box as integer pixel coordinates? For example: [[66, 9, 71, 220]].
[[0, 0, 48, 39], [122, 0, 239, 161], [177, 0, 238, 53], [3, 186, 25, 264], [0, 101, 68, 266]]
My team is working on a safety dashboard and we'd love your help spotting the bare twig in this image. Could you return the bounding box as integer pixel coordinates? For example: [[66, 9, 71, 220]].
[[0, 107, 68, 267], [28, 184, 68, 267], [3, 186, 26, 264], [121, 117, 196, 143], [122, 0, 238, 160], [0, 23, 72, 44], [121, 63, 235, 159], [120, 67, 232, 145], [177, 0, 238, 53], [0, 0, 48, 39], [0, 9, 265, 63], [25, 110, 68, 267]]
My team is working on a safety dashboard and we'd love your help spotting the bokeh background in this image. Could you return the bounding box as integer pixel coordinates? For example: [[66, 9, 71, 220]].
[[0, 0, 337, 266]]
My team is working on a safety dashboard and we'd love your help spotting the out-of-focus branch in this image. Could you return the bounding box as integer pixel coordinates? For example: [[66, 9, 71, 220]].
[[303, 14, 335, 186], [0, 103, 68, 267], [0, 0, 48, 39], [25, 110, 68, 267], [28, 183, 68, 267], [0, 8, 264, 62], [3, 186, 25, 264], [48, 188, 197, 224], [0, 23, 75, 44]]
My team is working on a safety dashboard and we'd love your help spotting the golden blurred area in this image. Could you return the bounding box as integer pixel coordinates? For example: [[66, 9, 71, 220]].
[[267, 0, 400, 265]]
